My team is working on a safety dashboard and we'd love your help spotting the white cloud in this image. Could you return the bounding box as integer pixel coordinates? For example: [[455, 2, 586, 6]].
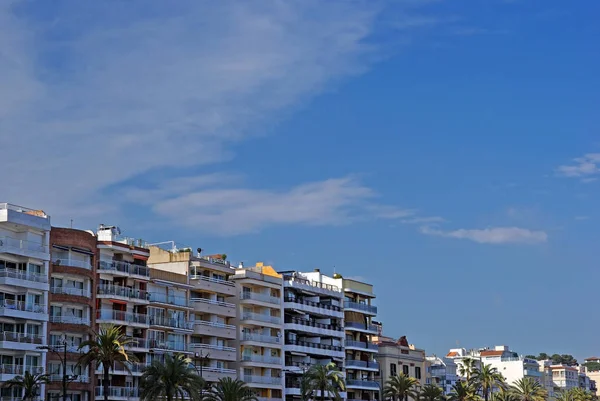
[[419, 225, 548, 244], [556, 153, 600, 180], [0, 0, 444, 228], [400, 216, 446, 224], [124, 175, 412, 235]]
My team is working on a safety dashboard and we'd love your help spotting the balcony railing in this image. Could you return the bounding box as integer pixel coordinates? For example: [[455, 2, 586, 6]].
[[0, 331, 44, 344], [203, 367, 237, 374], [285, 338, 343, 351], [49, 316, 90, 325], [344, 301, 377, 314], [0, 267, 48, 283], [97, 362, 150, 374], [148, 292, 188, 307], [0, 300, 46, 314], [149, 315, 193, 330], [97, 260, 150, 278], [191, 298, 235, 308], [97, 310, 149, 325], [125, 338, 150, 349], [0, 236, 48, 256], [285, 316, 342, 331], [345, 359, 380, 370], [241, 292, 280, 305], [284, 297, 342, 312], [0, 203, 48, 218], [0, 365, 44, 375], [149, 340, 188, 352], [242, 354, 281, 364], [242, 332, 281, 344], [346, 379, 380, 389], [188, 343, 236, 352], [245, 375, 281, 385], [199, 256, 230, 267], [51, 286, 91, 298], [49, 374, 89, 383], [242, 312, 281, 324], [52, 258, 92, 270], [97, 284, 148, 301], [190, 274, 235, 286], [345, 340, 378, 351], [194, 320, 236, 330], [345, 322, 378, 332], [95, 386, 139, 398]]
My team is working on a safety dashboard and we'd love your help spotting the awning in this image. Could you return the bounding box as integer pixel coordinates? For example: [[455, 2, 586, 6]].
[[110, 300, 128, 305], [71, 247, 94, 256], [133, 255, 148, 261], [290, 352, 307, 356], [52, 245, 69, 251]]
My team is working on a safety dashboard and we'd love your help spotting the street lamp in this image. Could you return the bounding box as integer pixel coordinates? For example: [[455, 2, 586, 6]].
[[37, 337, 78, 401], [194, 351, 210, 397]]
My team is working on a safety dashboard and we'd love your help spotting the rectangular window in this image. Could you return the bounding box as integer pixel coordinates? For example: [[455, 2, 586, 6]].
[[415, 367, 422, 379], [403, 365, 409, 375], [390, 363, 397, 376]]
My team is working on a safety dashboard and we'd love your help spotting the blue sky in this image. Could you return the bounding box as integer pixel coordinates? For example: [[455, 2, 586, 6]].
[[2, 0, 599, 360]]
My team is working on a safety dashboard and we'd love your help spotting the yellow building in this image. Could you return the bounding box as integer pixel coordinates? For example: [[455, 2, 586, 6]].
[[375, 335, 427, 392]]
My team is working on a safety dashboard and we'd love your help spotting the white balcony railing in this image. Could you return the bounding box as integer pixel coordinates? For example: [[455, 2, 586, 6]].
[[242, 354, 281, 364], [49, 316, 90, 325], [0, 236, 48, 256], [0, 299, 46, 314], [190, 298, 235, 308], [95, 386, 139, 398], [346, 379, 380, 389], [242, 332, 281, 344], [0, 267, 48, 283], [97, 309, 149, 325], [51, 286, 91, 298], [0, 331, 44, 345], [241, 292, 281, 305], [148, 292, 188, 307], [0, 364, 44, 375], [242, 312, 281, 324], [190, 275, 235, 286], [194, 320, 236, 330], [188, 343, 236, 352], [52, 258, 92, 270], [245, 375, 281, 385]]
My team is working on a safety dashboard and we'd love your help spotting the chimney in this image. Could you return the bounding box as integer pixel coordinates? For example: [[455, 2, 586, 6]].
[[314, 268, 320, 273], [238, 262, 244, 269]]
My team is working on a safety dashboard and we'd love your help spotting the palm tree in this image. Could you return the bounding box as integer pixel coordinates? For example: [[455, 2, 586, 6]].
[[492, 388, 517, 401], [204, 377, 258, 401], [459, 359, 477, 381], [140, 354, 205, 401], [472, 364, 505, 401], [384, 373, 419, 401], [3, 371, 50, 401], [78, 324, 137, 401], [304, 362, 345, 401], [448, 381, 479, 401], [300, 373, 314, 401], [509, 378, 547, 401], [570, 388, 594, 401], [420, 384, 445, 401], [555, 389, 576, 401]]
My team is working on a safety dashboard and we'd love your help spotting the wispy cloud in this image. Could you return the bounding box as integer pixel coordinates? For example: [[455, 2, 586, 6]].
[[400, 216, 446, 224], [0, 0, 446, 229], [419, 225, 548, 244], [556, 153, 600, 181], [123, 175, 414, 235]]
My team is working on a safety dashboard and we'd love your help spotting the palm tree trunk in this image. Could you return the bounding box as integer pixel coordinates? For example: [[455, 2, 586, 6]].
[[484, 389, 488, 401], [104, 365, 110, 401], [320, 385, 325, 401]]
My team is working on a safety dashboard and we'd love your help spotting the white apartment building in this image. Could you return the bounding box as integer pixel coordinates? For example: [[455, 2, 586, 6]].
[[233, 263, 284, 401], [426, 356, 459, 395], [280, 270, 345, 401], [0, 203, 51, 401], [95, 225, 151, 401]]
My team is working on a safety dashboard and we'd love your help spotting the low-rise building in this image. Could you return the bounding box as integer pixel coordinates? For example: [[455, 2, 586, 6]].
[[426, 356, 458, 395], [376, 335, 426, 393]]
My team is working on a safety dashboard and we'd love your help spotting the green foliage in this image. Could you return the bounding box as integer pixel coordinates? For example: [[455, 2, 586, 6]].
[[448, 380, 479, 401], [178, 248, 192, 253], [303, 362, 345, 401], [532, 353, 577, 365], [420, 384, 445, 401], [524, 356, 537, 360], [383, 373, 419, 401], [221, 254, 227, 260], [471, 364, 506, 401], [459, 358, 478, 381], [584, 361, 600, 372], [140, 354, 205, 401], [509, 377, 547, 401], [2, 371, 50, 401], [204, 377, 258, 401]]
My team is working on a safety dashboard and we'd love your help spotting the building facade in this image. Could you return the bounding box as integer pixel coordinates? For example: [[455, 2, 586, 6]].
[[280, 270, 345, 401], [425, 356, 458, 395], [376, 336, 427, 394], [0, 204, 51, 401], [47, 227, 97, 401]]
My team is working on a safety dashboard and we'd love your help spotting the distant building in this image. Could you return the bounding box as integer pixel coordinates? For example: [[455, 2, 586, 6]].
[[376, 335, 427, 398], [425, 356, 458, 395]]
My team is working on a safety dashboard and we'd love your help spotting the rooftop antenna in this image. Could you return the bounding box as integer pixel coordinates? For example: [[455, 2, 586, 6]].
[[70, 219, 73, 228]]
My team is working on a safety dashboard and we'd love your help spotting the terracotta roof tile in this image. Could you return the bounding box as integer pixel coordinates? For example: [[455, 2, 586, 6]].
[[480, 350, 504, 357]]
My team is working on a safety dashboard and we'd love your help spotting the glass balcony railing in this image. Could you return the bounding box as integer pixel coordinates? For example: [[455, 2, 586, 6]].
[[149, 315, 193, 330], [97, 284, 148, 301], [283, 297, 342, 311], [242, 332, 281, 344], [242, 354, 281, 364], [148, 292, 188, 307], [241, 292, 280, 305], [346, 379, 380, 389], [345, 359, 380, 370], [344, 301, 377, 314], [344, 322, 378, 332], [49, 316, 90, 325], [0, 364, 44, 375], [96, 309, 149, 325], [51, 258, 92, 270], [285, 338, 343, 351], [344, 340, 378, 351], [0, 300, 46, 314], [51, 286, 91, 298], [0, 236, 48, 256], [0, 267, 48, 283], [95, 387, 139, 398], [0, 331, 44, 344], [97, 260, 149, 278], [242, 312, 281, 324], [245, 375, 281, 385], [285, 316, 342, 331]]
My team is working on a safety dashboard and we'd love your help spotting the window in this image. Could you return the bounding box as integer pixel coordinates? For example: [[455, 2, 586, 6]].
[[403, 365, 409, 375], [415, 367, 422, 379], [390, 363, 397, 376]]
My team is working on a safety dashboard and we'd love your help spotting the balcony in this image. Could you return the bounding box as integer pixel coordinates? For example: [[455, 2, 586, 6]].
[[49, 374, 90, 383], [283, 297, 343, 318], [51, 286, 91, 298], [241, 292, 281, 305], [242, 354, 281, 365], [149, 315, 194, 331], [345, 340, 378, 352], [96, 362, 149, 376], [188, 343, 237, 361], [285, 338, 344, 358], [346, 379, 380, 389], [191, 297, 236, 317], [97, 284, 149, 303], [242, 311, 281, 326], [284, 277, 341, 297], [242, 332, 281, 345], [0, 267, 49, 291], [345, 321, 378, 334], [148, 292, 189, 308], [95, 386, 139, 400], [0, 331, 44, 350], [0, 300, 47, 321], [344, 301, 377, 315], [149, 340, 188, 352], [96, 309, 149, 327], [200, 367, 237, 382], [97, 260, 149, 279], [0, 236, 49, 260], [245, 375, 282, 386], [0, 203, 50, 231], [52, 258, 92, 270], [125, 338, 150, 351], [193, 320, 236, 339], [190, 275, 236, 296], [345, 359, 380, 371], [49, 315, 90, 325], [284, 316, 343, 336], [0, 364, 44, 377]]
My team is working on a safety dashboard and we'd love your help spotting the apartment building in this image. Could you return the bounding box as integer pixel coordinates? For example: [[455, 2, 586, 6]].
[[425, 356, 458, 395], [549, 364, 580, 391], [47, 227, 97, 401], [332, 276, 379, 401], [583, 357, 600, 396], [149, 246, 238, 383], [280, 270, 345, 401], [0, 203, 51, 401], [376, 335, 426, 390], [233, 263, 284, 401], [95, 225, 151, 401]]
